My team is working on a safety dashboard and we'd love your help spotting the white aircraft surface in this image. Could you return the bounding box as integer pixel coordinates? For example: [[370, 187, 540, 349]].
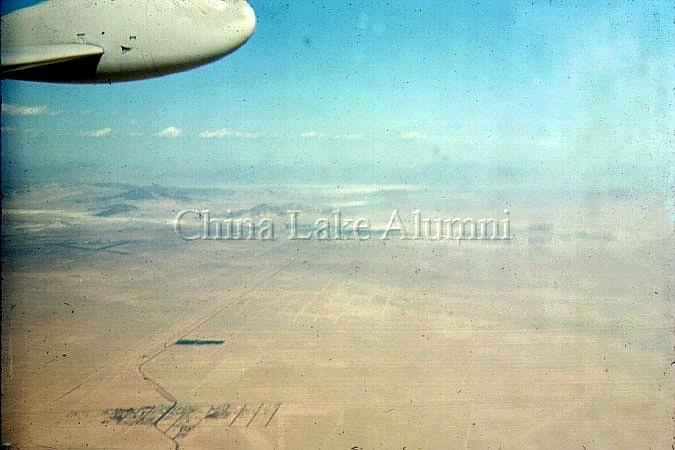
[[0, 0, 256, 83]]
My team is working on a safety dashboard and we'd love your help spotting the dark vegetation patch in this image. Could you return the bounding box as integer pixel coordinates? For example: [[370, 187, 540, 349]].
[[102, 406, 167, 425], [175, 339, 224, 346]]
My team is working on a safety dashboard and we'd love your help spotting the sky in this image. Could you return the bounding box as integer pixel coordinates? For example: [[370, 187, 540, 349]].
[[1, 0, 673, 189]]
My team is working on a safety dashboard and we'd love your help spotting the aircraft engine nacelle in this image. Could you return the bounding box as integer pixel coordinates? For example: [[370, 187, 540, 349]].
[[0, 0, 256, 83]]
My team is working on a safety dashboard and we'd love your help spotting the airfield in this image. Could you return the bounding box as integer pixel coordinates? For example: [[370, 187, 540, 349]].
[[1, 181, 673, 449]]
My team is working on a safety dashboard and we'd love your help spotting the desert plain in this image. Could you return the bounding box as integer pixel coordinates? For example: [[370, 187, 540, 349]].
[[2, 181, 673, 449]]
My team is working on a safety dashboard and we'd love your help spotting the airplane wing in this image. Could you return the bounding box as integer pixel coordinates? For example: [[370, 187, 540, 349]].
[[1, 44, 104, 75]]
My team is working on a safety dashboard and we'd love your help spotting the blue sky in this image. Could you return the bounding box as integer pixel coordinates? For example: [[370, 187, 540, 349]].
[[1, 0, 673, 188]]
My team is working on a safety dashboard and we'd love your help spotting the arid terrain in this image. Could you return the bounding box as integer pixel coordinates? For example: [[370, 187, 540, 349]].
[[2, 182, 673, 449]]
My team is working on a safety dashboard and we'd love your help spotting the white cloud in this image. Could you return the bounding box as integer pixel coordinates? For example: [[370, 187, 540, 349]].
[[78, 127, 112, 137], [1, 103, 59, 116], [199, 128, 260, 139], [199, 128, 232, 139], [400, 130, 428, 141], [156, 126, 183, 138], [300, 131, 365, 141]]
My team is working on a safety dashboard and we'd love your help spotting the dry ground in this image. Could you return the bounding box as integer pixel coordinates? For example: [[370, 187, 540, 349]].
[[2, 183, 673, 449]]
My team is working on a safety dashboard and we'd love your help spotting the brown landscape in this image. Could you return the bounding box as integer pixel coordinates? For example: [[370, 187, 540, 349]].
[[2, 182, 673, 449]]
